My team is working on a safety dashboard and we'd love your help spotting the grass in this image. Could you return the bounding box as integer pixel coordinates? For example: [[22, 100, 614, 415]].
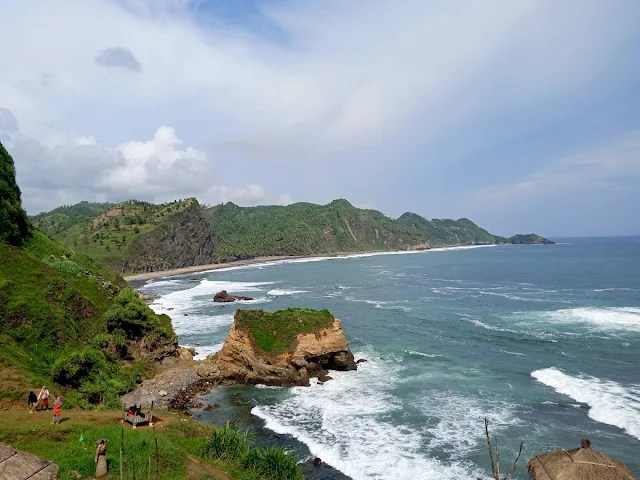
[[0, 408, 301, 480], [0, 231, 172, 407], [203, 422, 302, 480], [235, 308, 334, 354]]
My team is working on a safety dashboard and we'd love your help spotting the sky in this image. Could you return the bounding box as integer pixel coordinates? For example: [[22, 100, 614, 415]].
[[1, 0, 639, 236]]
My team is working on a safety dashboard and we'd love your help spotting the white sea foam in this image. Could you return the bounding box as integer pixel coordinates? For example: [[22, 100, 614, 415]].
[[184, 343, 224, 360], [252, 353, 478, 479], [404, 350, 443, 358], [267, 289, 307, 296], [344, 297, 412, 312], [541, 307, 640, 332], [185, 245, 497, 276], [592, 288, 637, 292], [421, 392, 520, 459], [149, 279, 275, 315], [466, 318, 514, 333], [531, 367, 640, 440], [499, 350, 526, 357], [170, 314, 234, 336]]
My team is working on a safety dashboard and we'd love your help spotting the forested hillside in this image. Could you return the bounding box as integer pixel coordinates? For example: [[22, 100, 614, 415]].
[[0, 142, 30, 246], [209, 199, 428, 262], [31, 198, 554, 270], [0, 141, 178, 406], [31, 198, 214, 273]]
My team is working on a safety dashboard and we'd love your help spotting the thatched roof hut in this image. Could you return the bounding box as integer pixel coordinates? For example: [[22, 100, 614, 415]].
[[527, 439, 637, 480], [0, 444, 58, 479]]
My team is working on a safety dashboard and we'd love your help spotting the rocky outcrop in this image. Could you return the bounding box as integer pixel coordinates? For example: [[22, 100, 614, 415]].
[[123, 203, 214, 273], [213, 290, 253, 302], [213, 317, 357, 386]]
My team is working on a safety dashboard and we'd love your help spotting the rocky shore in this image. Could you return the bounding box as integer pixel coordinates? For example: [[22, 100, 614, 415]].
[[126, 308, 359, 411]]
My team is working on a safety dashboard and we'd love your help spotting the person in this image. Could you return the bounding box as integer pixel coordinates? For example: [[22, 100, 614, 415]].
[[37, 385, 50, 410], [27, 391, 37, 413], [52, 395, 62, 424]]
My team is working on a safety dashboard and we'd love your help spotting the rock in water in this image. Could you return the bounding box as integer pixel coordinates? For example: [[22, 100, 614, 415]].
[[216, 308, 357, 386], [213, 290, 253, 302]]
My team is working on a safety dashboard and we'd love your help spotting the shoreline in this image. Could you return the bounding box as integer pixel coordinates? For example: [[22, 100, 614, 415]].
[[123, 244, 501, 283]]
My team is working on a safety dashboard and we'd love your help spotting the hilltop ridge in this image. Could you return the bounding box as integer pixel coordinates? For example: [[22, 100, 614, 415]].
[[30, 198, 553, 274]]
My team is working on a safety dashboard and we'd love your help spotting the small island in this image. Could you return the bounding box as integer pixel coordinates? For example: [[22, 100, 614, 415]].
[[201, 308, 358, 386]]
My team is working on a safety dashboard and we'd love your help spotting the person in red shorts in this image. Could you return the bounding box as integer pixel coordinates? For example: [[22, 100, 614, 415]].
[[37, 385, 50, 410], [52, 395, 62, 424]]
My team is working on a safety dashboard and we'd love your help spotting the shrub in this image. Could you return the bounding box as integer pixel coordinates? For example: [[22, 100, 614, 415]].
[[52, 349, 106, 387], [203, 422, 251, 462], [203, 423, 302, 480], [104, 289, 172, 341], [93, 333, 110, 349]]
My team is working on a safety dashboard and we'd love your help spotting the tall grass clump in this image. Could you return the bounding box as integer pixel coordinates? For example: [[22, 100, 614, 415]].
[[203, 422, 302, 480], [202, 422, 251, 462]]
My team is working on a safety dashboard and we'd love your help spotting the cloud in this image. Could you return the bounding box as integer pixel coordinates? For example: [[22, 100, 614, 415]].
[[0, 108, 291, 213], [475, 131, 640, 202], [208, 184, 294, 206], [94, 47, 142, 72], [0, 0, 638, 234]]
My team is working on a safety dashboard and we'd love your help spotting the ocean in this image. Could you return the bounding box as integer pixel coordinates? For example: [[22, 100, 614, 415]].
[[141, 237, 640, 479]]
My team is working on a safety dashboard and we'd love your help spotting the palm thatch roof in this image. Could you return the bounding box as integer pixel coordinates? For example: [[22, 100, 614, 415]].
[[527, 439, 637, 480], [120, 387, 156, 406], [0, 444, 59, 479]]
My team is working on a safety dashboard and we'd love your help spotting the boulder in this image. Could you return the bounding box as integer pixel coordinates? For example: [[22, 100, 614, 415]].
[[214, 290, 253, 303]]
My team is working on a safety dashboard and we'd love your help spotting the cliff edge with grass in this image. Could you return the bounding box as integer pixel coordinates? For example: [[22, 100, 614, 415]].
[[206, 308, 357, 386], [0, 141, 179, 407]]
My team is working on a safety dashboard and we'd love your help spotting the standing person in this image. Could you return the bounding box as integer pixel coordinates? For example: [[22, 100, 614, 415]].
[[37, 385, 49, 410], [28, 391, 37, 413], [52, 396, 62, 424]]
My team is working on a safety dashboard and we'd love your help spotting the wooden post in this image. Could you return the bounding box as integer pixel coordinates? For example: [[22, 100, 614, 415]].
[[120, 427, 124, 480], [149, 401, 154, 427], [154, 425, 159, 479]]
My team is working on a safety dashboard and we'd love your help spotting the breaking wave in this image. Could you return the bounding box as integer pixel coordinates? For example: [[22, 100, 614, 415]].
[[532, 367, 640, 440]]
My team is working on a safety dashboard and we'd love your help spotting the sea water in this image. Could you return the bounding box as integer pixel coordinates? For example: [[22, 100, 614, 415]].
[[141, 237, 640, 479]]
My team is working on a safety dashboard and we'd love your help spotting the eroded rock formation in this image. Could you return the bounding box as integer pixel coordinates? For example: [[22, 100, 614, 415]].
[[212, 317, 357, 386]]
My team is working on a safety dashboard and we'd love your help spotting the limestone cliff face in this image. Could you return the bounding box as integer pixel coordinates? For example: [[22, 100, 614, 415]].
[[124, 204, 214, 273], [215, 318, 357, 386]]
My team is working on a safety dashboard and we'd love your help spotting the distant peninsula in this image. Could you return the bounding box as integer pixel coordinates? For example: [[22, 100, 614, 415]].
[[30, 198, 554, 274]]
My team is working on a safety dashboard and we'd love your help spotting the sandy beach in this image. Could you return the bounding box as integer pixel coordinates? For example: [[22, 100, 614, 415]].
[[123, 255, 310, 282], [123, 245, 499, 283]]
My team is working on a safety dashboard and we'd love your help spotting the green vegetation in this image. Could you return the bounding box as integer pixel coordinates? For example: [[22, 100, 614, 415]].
[[0, 141, 30, 245], [0, 410, 302, 480], [506, 233, 555, 245], [235, 308, 335, 354], [30, 195, 554, 270], [210, 199, 427, 261], [396, 212, 496, 246], [203, 422, 302, 480], [0, 228, 172, 407], [31, 198, 213, 273]]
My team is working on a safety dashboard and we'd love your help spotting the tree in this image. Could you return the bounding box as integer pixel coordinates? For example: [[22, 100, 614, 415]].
[[0, 142, 29, 245]]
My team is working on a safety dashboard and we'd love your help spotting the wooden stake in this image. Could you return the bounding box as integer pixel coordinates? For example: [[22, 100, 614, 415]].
[[120, 427, 124, 480], [154, 424, 159, 479]]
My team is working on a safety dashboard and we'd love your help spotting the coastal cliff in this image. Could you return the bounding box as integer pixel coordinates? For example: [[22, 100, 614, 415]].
[[201, 308, 357, 386]]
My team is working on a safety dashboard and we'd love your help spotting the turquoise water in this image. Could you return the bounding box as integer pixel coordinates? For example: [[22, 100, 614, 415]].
[[142, 238, 640, 479]]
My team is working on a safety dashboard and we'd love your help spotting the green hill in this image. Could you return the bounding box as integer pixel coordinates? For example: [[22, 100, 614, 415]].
[[209, 199, 428, 262], [31, 197, 554, 270], [395, 212, 496, 246], [0, 142, 178, 407], [31, 198, 214, 273]]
